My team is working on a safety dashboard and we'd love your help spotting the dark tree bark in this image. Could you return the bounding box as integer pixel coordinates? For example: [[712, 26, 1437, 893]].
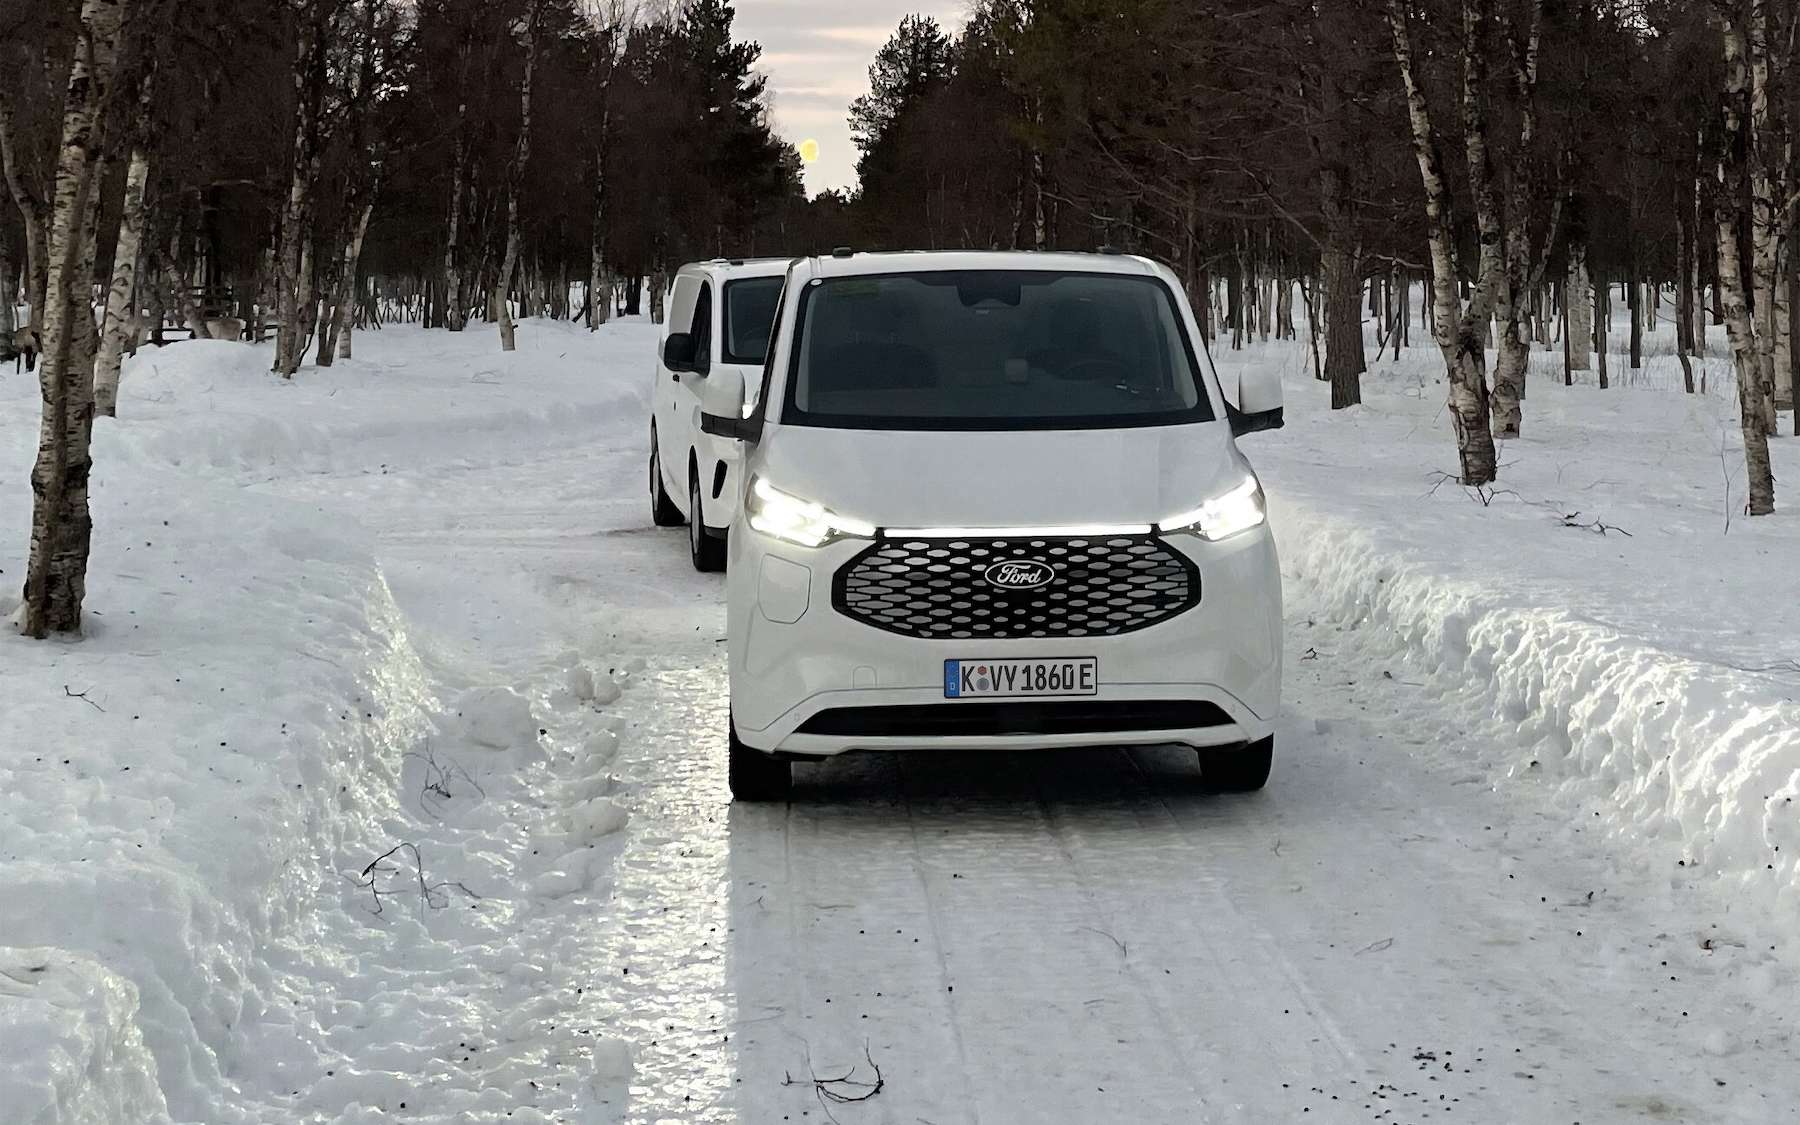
[[22, 0, 134, 636]]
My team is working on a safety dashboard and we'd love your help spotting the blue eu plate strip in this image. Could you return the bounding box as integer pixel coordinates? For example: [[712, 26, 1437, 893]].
[[944, 660, 960, 697]]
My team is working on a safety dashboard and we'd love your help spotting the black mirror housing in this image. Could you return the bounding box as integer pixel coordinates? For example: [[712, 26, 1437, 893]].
[[701, 412, 761, 443], [1228, 405, 1284, 437], [663, 332, 699, 373]]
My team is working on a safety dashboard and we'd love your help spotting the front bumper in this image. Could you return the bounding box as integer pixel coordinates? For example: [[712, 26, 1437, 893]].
[[727, 526, 1282, 757]]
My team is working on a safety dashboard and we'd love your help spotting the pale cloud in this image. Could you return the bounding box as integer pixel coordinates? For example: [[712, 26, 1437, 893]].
[[733, 0, 968, 195], [807, 25, 899, 47]]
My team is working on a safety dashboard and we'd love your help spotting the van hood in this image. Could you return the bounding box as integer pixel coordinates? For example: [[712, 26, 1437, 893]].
[[754, 421, 1249, 530]]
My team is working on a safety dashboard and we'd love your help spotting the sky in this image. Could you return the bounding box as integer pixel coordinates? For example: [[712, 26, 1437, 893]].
[[733, 0, 969, 197]]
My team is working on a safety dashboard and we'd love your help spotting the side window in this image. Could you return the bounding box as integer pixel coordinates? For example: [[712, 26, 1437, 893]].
[[691, 283, 713, 367], [666, 276, 699, 342]]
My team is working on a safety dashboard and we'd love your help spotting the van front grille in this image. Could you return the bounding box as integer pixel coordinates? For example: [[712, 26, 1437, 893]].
[[831, 534, 1199, 640]]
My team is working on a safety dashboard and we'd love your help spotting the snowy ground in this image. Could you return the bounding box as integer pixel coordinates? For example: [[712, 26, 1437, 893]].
[[1, 306, 1796, 1124]]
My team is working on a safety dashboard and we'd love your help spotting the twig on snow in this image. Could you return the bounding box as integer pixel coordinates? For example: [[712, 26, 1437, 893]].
[[1720, 658, 1800, 677], [352, 842, 480, 917], [402, 744, 485, 819], [1556, 511, 1633, 537], [1078, 926, 1128, 957], [1422, 471, 1518, 507], [62, 685, 104, 712], [783, 1042, 884, 1122]]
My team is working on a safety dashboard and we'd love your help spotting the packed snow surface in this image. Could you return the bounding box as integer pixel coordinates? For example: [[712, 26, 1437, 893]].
[[1, 306, 1796, 1124]]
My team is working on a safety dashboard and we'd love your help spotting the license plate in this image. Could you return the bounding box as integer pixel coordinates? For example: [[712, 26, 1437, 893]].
[[944, 657, 1098, 698]]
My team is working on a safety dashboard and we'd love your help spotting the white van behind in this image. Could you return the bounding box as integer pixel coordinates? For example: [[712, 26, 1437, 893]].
[[649, 257, 790, 570]]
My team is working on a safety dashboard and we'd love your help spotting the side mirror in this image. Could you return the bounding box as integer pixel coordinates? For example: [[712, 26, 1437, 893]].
[[699, 368, 759, 442], [662, 332, 699, 374], [1228, 365, 1284, 436]]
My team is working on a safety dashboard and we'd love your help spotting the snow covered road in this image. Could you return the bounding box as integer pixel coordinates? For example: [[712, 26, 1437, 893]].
[[251, 324, 1798, 1125], [6, 319, 1796, 1124]]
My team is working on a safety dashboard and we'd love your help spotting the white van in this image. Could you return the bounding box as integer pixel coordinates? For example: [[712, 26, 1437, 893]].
[[649, 257, 790, 570], [697, 250, 1286, 800]]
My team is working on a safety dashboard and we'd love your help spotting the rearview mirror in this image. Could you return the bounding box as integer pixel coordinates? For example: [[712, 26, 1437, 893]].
[[1228, 365, 1284, 437], [663, 332, 703, 374], [700, 368, 760, 442]]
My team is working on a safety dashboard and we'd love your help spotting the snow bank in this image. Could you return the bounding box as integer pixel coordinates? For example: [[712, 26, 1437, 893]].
[[0, 468, 435, 1121], [1275, 500, 1800, 917], [102, 319, 644, 480], [1238, 326, 1800, 933], [0, 318, 650, 1123], [0, 949, 169, 1125]]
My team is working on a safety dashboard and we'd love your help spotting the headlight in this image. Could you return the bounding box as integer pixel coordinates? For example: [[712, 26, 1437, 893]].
[[1156, 475, 1266, 541], [746, 476, 876, 548]]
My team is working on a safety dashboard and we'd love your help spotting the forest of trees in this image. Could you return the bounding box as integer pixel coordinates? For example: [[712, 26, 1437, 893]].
[[0, 0, 815, 633], [1, 0, 1796, 635], [840, 0, 1796, 508]]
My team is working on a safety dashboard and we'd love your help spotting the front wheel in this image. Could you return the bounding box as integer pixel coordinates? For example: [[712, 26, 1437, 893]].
[[649, 431, 683, 527], [729, 720, 791, 801], [689, 474, 727, 572], [1198, 735, 1273, 792]]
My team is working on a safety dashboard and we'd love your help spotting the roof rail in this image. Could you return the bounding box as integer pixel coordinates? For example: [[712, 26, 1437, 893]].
[[831, 246, 855, 259]]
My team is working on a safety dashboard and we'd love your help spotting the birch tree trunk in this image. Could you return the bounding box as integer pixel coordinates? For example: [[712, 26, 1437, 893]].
[[1776, 259, 1794, 411], [22, 0, 131, 637], [94, 144, 150, 416], [496, 1, 541, 354], [0, 244, 12, 340], [1712, 2, 1775, 515], [1593, 275, 1609, 388], [337, 279, 357, 359], [274, 1, 329, 377], [1746, 0, 1783, 434], [0, 100, 51, 334], [1676, 205, 1698, 393], [1387, 0, 1499, 485], [1489, 0, 1544, 439], [317, 197, 372, 365], [1565, 221, 1592, 369]]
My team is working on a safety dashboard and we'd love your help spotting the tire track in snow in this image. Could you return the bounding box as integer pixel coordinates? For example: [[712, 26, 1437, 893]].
[[883, 754, 1225, 1123], [726, 756, 982, 1123], [1031, 764, 1352, 1120]]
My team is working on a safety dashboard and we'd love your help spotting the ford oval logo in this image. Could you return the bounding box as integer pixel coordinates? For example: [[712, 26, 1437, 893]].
[[984, 559, 1056, 591]]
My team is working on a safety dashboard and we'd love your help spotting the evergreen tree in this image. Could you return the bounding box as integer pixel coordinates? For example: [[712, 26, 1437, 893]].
[[849, 14, 953, 171]]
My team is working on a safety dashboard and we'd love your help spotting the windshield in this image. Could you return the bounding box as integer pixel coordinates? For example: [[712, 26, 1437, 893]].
[[723, 276, 784, 364], [780, 270, 1213, 431]]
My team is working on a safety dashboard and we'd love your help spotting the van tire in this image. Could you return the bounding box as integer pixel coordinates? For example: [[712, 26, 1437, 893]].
[[649, 430, 683, 527], [729, 720, 791, 801], [689, 473, 727, 572], [1199, 736, 1273, 792]]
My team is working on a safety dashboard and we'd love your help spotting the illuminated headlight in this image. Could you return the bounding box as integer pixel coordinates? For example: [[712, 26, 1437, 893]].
[[746, 476, 876, 548], [1157, 475, 1266, 541]]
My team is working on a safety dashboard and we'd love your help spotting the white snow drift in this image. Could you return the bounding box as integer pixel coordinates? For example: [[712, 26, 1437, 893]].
[[0, 320, 644, 1124], [1224, 328, 1800, 932]]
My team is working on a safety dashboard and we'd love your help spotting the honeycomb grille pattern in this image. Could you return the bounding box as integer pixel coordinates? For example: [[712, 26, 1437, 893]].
[[832, 535, 1199, 640]]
